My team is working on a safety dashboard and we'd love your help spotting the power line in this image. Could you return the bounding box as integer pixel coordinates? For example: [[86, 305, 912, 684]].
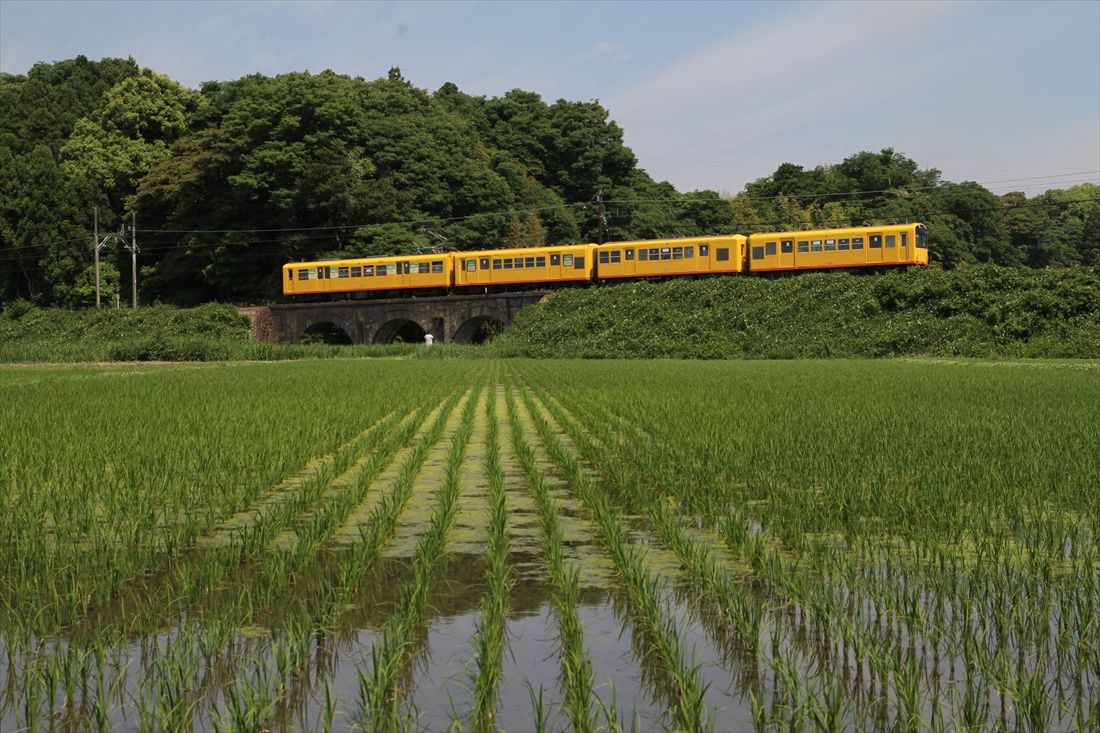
[[3, 170, 1096, 258], [2, 196, 1097, 267]]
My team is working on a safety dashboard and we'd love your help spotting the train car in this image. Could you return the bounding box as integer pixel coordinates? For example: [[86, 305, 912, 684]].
[[595, 234, 748, 280], [746, 223, 929, 273], [453, 243, 597, 290], [283, 253, 451, 297]]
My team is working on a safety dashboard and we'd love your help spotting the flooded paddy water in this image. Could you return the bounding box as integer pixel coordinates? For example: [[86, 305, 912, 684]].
[[1, 359, 1098, 731]]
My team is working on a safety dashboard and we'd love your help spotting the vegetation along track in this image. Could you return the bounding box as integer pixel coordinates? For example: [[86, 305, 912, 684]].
[[0, 358, 1097, 731]]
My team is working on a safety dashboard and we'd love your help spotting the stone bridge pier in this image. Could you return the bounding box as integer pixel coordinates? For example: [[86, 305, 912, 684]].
[[261, 291, 549, 345]]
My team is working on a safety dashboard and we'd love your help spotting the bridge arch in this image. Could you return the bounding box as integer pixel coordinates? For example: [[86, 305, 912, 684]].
[[373, 317, 430, 344], [302, 319, 354, 345], [452, 315, 504, 344]]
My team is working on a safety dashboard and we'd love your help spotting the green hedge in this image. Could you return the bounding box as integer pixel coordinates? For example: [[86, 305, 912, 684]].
[[0, 303, 250, 343], [494, 265, 1100, 359]]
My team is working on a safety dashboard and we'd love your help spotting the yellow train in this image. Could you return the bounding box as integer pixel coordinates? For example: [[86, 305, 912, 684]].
[[282, 222, 928, 298]]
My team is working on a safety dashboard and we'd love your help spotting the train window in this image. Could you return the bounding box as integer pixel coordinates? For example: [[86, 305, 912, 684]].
[[901, 233, 908, 248], [550, 254, 561, 266], [433, 261, 444, 273], [481, 258, 490, 269], [917, 227, 928, 249], [824, 239, 836, 252], [404, 262, 411, 274], [298, 270, 309, 280], [700, 244, 709, 257], [350, 266, 360, 277], [409, 263, 420, 274], [536, 256, 546, 267], [672, 247, 682, 260], [610, 251, 621, 263], [716, 248, 729, 262], [781, 240, 793, 253], [492, 259, 501, 270], [626, 249, 634, 260], [752, 246, 765, 260], [797, 241, 809, 253], [525, 257, 535, 268], [810, 240, 822, 252], [649, 248, 660, 260], [514, 258, 523, 269], [838, 238, 850, 251], [599, 251, 609, 264], [685, 246, 694, 258], [363, 266, 373, 277], [870, 235, 882, 248], [765, 242, 777, 256], [563, 254, 573, 267], [503, 258, 513, 269], [465, 260, 476, 272], [661, 247, 671, 261], [574, 256, 585, 269], [852, 237, 864, 250], [639, 249, 648, 261], [886, 235, 896, 248]]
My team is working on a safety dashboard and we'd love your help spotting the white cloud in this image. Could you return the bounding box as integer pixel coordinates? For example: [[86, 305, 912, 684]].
[[606, 1, 959, 191], [578, 40, 631, 64]]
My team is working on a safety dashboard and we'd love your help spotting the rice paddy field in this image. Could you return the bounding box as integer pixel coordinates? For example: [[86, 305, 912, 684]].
[[1, 358, 1098, 732]]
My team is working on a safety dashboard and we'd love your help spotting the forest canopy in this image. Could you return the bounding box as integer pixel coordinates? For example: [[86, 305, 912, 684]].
[[2, 57, 1098, 306]]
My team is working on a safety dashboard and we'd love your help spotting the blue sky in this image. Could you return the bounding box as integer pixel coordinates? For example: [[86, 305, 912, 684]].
[[2, 0, 1098, 196]]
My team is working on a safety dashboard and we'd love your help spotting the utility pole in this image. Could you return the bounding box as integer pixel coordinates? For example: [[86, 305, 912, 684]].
[[592, 188, 608, 244], [92, 207, 125, 309], [94, 207, 100, 308], [123, 212, 139, 309]]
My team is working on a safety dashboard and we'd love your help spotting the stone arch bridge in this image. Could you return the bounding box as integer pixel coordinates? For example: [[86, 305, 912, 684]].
[[245, 292, 549, 345]]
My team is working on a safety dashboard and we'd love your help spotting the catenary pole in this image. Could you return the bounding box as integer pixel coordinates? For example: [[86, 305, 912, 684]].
[[94, 207, 101, 309], [131, 212, 138, 308]]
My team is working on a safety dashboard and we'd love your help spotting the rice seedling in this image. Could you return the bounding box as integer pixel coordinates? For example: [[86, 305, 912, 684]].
[[505, 383, 601, 733], [356, 385, 482, 731], [515, 384, 714, 732], [470, 381, 513, 733]]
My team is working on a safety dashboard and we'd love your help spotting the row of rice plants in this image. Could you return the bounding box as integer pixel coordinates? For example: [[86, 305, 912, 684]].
[[513, 381, 715, 732], [0, 362, 463, 633], [198, 387, 476, 731], [355, 385, 482, 730], [470, 382, 512, 732], [0, 356, 473, 629], [516, 359, 1099, 730], [504, 382, 604, 732], [521, 370, 909, 725], [194, 403, 440, 629], [530, 387, 763, 649], [1, 362, 484, 731], [65, 406, 423, 642]]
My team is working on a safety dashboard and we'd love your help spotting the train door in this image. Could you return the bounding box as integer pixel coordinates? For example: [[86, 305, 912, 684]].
[[778, 239, 794, 269], [868, 233, 884, 264]]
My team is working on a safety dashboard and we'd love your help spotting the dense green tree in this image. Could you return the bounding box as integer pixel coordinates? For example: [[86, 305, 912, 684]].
[[61, 72, 204, 210], [935, 182, 1015, 265], [0, 145, 91, 304], [0, 56, 139, 155], [1081, 201, 1100, 266]]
